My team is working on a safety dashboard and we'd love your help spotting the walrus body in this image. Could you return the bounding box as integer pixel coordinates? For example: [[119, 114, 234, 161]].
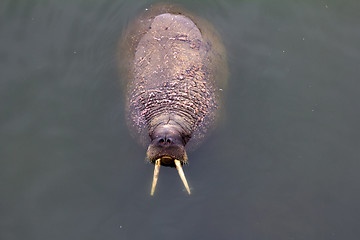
[[120, 4, 227, 194]]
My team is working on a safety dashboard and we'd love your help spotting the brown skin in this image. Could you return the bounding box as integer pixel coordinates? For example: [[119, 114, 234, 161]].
[[120, 3, 228, 167], [146, 120, 188, 167]]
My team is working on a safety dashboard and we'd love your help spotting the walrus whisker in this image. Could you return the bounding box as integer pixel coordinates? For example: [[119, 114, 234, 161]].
[[174, 159, 191, 195], [150, 159, 161, 196]]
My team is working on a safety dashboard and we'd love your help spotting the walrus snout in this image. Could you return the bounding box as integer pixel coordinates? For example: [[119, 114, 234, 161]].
[[147, 123, 191, 195], [147, 124, 188, 166]]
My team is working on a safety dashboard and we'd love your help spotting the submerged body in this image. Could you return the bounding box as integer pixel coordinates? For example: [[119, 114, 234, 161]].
[[120, 4, 227, 194]]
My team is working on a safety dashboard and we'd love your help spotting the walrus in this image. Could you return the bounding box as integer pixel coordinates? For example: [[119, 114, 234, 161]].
[[119, 3, 228, 195]]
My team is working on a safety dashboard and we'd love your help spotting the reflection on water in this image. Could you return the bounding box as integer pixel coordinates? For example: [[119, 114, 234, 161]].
[[1, 0, 360, 239]]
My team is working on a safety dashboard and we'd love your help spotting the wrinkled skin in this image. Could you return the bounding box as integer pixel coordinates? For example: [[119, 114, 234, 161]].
[[120, 3, 228, 167]]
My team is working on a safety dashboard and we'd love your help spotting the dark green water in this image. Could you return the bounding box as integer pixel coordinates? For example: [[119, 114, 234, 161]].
[[1, 0, 360, 239]]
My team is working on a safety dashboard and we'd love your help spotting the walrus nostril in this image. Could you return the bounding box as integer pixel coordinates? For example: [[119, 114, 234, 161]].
[[157, 137, 172, 145]]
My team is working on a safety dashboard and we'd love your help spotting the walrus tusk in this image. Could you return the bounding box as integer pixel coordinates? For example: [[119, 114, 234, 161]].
[[174, 159, 191, 195], [150, 159, 161, 196]]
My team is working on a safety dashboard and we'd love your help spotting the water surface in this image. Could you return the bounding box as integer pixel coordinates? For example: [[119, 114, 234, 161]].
[[1, 0, 360, 239]]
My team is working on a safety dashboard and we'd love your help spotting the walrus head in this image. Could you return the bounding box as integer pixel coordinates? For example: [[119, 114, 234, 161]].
[[146, 122, 191, 195]]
